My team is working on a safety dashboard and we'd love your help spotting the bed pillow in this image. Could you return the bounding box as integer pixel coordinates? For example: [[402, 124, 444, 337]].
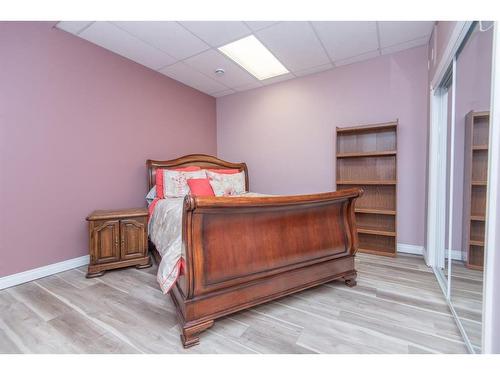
[[153, 166, 201, 198], [146, 186, 157, 205], [187, 178, 215, 197], [155, 167, 206, 198], [206, 168, 240, 174], [206, 170, 246, 197], [164, 170, 207, 198]]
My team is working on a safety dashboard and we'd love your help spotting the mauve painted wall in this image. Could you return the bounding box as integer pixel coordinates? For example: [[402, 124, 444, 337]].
[[217, 46, 429, 247], [0, 22, 216, 277]]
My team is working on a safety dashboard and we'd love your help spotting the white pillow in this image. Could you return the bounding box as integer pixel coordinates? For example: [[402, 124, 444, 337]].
[[163, 169, 207, 198], [206, 170, 246, 197]]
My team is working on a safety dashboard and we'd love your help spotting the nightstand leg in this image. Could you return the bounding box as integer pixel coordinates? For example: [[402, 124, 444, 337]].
[[136, 262, 152, 269], [86, 270, 105, 278], [136, 256, 152, 269]]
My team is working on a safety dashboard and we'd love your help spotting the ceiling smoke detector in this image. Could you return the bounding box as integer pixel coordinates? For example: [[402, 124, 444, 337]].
[[215, 68, 225, 76]]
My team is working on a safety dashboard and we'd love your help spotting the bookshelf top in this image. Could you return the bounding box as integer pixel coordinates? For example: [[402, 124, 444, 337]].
[[336, 121, 398, 134]]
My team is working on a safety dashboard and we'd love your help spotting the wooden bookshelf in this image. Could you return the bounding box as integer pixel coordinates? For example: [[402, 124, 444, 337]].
[[336, 120, 398, 257], [462, 111, 489, 270]]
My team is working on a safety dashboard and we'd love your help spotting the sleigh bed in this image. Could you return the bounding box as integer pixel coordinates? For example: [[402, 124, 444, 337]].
[[146, 154, 363, 348]]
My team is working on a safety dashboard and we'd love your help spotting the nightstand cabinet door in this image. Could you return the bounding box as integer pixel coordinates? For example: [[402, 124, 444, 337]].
[[120, 218, 147, 260], [91, 220, 120, 264]]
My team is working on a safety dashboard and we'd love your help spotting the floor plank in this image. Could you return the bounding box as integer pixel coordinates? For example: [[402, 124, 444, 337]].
[[0, 253, 469, 353], [449, 261, 483, 350], [6, 282, 73, 322]]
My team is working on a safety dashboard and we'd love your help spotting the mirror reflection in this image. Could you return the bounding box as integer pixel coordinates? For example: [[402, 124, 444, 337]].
[[447, 22, 493, 352]]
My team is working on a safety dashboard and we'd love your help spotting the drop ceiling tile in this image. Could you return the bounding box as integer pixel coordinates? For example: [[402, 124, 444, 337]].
[[294, 63, 333, 77], [244, 21, 280, 31], [184, 49, 258, 88], [261, 72, 295, 86], [159, 62, 227, 94], [179, 21, 251, 47], [335, 50, 380, 67], [112, 21, 209, 60], [56, 21, 93, 35], [233, 81, 264, 92], [212, 89, 236, 97], [381, 36, 429, 55], [312, 21, 379, 61], [378, 21, 434, 48], [255, 21, 330, 72], [79, 22, 175, 70]]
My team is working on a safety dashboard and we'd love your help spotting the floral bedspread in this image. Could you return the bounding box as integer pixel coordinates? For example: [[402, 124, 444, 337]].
[[149, 192, 267, 294]]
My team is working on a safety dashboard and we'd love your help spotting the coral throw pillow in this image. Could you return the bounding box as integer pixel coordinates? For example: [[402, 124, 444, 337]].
[[206, 170, 246, 196], [187, 178, 215, 197]]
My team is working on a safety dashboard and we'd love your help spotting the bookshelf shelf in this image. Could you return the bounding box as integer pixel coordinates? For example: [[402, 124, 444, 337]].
[[336, 150, 397, 158]]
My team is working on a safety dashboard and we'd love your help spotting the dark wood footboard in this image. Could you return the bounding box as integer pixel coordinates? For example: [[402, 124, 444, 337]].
[[146, 155, 362, 348], [170, 188, 363, 348]]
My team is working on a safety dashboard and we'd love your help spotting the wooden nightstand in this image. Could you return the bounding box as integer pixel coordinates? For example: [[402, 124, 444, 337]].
[[86, 208, 152, 278]]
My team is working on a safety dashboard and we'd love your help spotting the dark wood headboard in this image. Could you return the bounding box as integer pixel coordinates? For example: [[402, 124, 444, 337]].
[[146, 154, 249, 191]]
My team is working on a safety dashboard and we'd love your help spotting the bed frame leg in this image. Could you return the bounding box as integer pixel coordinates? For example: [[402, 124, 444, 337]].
[[181, 320, 214, 348], [343, 273, 357, 287]]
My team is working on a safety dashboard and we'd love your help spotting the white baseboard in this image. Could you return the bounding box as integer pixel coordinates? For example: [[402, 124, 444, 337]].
[[0, 255, 89, 290], [397, 243, 462, 261], [397, 243, 425, 255], [446, 249, 463, 261]]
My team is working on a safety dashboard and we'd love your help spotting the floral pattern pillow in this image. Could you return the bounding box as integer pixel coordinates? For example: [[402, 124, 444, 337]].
[[163, 170, 207, 197], [206, 170, 246, 196]]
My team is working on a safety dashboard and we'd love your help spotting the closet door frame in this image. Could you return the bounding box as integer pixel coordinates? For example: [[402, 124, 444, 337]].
[[427, 21, 472, 269], [426, 21, 475, 352], [427, 21, 500, 354], [483, 21, 500, 354]]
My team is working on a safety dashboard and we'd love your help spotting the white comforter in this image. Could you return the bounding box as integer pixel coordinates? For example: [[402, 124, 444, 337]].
[[149, 197, 185, 294], [149, 193, 267, 294]]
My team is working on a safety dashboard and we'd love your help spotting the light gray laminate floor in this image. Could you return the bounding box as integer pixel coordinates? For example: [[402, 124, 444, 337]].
[[449, 262, 483, 351], [0, 253, 469, 354]]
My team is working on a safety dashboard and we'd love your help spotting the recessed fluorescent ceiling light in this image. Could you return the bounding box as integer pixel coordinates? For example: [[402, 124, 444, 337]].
[[218, 35, 289, 80]]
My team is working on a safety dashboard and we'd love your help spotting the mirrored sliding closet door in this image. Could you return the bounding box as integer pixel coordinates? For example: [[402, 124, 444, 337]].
[[449, 22, 493, 353], [431, 21, 494, 353]]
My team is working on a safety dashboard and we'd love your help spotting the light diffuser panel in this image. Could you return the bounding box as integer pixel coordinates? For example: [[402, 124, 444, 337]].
[[218, 35, 289, 80]]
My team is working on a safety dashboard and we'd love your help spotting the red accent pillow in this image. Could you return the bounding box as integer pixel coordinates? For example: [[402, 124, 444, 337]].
[[187, 178, 215, 197], [155, 169, 165, 199], [206, 168, 240, 174], [155, 166, 201, 199]]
